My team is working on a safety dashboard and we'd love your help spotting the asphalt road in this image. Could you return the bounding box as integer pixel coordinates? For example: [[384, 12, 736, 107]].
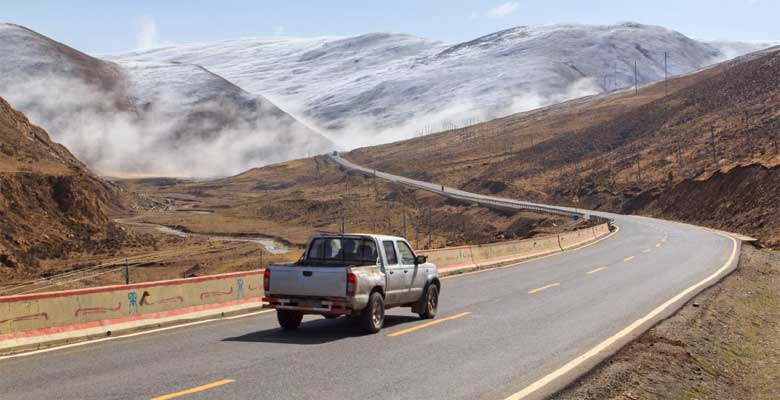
[[0, 157, 740, 400]]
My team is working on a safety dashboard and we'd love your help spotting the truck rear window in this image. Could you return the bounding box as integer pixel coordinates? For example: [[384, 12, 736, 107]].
[[306, 237, 378, 264]]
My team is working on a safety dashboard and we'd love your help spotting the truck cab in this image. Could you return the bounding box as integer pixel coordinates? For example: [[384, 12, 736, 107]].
[[263, 233, 440, 333]]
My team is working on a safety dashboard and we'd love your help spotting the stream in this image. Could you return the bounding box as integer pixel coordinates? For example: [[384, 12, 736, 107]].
[[117, 219, 289, 254]]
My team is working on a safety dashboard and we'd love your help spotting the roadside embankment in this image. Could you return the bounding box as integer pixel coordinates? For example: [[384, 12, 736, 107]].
[[553, 244, 780, 400]]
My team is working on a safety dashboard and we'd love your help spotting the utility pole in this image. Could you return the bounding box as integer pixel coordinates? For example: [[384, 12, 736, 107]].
[[677, 140, 684, 177], [636, 159, 642, 183], [259, 248, 264, 269], [664, 52, 669, 96], [124, 258, 129, 285], [711, 127, 718, 166], [744, 111, 754, 156], [427, 208, 432, 250], [634, 60, 638, 95], [614, 62, 618, 89], [402, 211, 407, 238]]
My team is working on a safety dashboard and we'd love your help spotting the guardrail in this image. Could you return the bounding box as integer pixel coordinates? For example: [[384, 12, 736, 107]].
[[329, 154, 613, 226]]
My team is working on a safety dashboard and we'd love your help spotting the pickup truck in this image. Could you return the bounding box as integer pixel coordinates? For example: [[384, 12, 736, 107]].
[[262, 233, 440, 333]]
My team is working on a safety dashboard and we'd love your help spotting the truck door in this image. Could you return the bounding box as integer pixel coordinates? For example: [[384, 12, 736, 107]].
[[396, 240, 421, 302], [400, 240, 428, 300], [382, 240, 406, 306]]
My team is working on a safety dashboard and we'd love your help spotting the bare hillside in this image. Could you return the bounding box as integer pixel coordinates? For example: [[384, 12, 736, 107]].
[[349, 48, 780, 247], [0, 96, 135, 279]]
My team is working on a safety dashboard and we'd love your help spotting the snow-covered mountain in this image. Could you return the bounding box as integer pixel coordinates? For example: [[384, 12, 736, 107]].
[[0, 23, 333, 177], [110, 22, 774, 146]]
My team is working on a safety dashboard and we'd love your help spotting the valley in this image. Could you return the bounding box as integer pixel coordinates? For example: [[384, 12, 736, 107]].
[[2, 30, 778, 295], [1, 8, 780, 399]]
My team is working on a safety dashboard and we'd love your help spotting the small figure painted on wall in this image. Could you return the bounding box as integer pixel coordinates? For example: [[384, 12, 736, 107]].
[[236, 278, 244, 299], [128, 291, 139, 315]]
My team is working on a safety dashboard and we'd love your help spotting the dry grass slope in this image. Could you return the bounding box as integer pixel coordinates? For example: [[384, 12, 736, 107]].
[[0, 96, 137, 280], [349, 48, 780, 247]]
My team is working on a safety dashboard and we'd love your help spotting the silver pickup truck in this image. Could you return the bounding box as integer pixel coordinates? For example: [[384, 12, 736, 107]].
[[262, 233, 440, 333]]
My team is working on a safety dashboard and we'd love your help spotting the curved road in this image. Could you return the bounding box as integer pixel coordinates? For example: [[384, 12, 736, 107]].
[[0, 156, 740, 400]]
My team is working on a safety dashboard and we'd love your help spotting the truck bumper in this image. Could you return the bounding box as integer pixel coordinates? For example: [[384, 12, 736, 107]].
[[262, 297, 353, 315]]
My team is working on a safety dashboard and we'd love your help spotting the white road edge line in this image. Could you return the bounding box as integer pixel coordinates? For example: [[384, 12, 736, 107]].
[[441, 226, 620, 281], [0, 309, 275, 361], [502, 231, 738, 400]]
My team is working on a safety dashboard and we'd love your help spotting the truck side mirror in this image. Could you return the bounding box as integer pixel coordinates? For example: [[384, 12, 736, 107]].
[[415, 255, 428, 265]]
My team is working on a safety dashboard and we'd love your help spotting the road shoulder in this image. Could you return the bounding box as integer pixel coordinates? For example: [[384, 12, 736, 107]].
[[552, 244, 780, 400]]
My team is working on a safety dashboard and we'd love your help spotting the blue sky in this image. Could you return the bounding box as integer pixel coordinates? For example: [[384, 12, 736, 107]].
[[4, 0, 778, 53]]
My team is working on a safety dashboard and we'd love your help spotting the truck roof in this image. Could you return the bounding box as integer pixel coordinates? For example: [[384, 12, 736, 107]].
[[309, 232, 408, 243]]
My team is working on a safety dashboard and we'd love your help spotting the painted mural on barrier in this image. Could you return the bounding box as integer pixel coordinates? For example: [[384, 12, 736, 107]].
[[0, 270, 264, 340]]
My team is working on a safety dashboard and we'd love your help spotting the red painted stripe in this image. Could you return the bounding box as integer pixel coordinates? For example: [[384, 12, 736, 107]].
[[0, 297, 263, 341], [0, 270, 263, 303]]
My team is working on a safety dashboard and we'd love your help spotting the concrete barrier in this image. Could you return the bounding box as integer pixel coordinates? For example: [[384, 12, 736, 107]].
[[0, 270, 263, 353], [592, 223, 611, 238], [421, 245, 477, 270], [424, 223, 611, 273]]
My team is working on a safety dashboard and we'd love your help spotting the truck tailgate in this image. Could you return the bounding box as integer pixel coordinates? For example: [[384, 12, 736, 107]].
[[269, 265, 348, 297]]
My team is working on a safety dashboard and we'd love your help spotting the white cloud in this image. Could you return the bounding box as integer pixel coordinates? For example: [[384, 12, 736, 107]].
[[135, 16, 160, 50], [486, 2, 519, 18]]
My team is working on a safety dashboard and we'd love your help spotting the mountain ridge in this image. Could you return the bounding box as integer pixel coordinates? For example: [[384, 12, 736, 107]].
[[0, 23, 334, 177], [109, 22, 775, 148]]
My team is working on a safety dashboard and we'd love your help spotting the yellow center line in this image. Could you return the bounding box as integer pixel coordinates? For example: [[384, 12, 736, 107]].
[[656, 243, 662, 248], [528, 282, 561, 294], [151, 379, 236, 400], [387, 312, 472, 337], [623, 256, 635, 262], [586, 267, 608, 275]]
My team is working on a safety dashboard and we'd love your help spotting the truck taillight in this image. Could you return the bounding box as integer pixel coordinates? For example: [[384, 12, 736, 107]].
[[263, 269, 270, 291], [346, 273, 357, 297]]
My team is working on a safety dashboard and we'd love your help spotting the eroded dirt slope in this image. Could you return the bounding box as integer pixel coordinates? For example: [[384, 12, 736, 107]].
[[0, 96, 135, 279]]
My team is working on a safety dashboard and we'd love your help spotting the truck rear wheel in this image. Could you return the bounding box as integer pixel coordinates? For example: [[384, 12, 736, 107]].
[[360, 292, 384, 334], [418, 284, 439, 319], [277, 310, 303, 330]]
